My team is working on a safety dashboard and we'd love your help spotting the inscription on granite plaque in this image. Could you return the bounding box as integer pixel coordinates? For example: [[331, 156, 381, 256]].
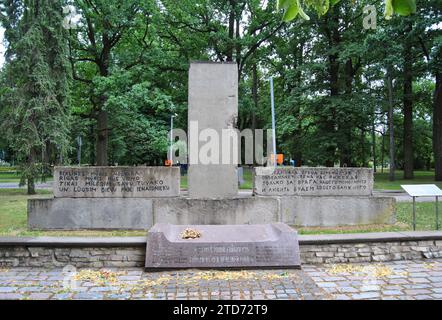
[[145, 223, 301, 269], [54, 166, 180, 198], [253, 167, 373, 196]]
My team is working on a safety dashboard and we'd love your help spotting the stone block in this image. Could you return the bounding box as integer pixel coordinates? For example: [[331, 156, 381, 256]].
[[279, 196, 395, 226], [153, 197, 280, 225], [187, 62, 238, 199], [253, 167, 373, 196], [145, 223, 301, 269], [28, 198, 153, 230], [54, 166, 179, 198]]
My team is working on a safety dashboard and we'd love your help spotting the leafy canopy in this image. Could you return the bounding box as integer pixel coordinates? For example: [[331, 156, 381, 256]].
[[277, 0, 417, 21]]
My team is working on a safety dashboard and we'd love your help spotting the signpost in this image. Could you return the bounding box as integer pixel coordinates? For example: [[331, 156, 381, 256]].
[[401, 184, 442, 231]]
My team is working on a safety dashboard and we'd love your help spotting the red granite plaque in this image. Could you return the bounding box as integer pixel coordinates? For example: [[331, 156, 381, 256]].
[[145, 223, 301, 270]]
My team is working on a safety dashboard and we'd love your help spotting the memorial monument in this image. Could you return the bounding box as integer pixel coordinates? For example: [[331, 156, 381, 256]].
[[187, 62, 238, 198], [28, 62, 395, 251]]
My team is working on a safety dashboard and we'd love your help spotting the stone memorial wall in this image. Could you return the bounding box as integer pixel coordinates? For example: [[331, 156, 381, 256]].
[[253, 167, 373, 196], [54, 166, 180, 198]]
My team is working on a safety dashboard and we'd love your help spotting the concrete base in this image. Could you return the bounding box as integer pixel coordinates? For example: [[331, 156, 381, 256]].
[[28, 195, 395, 230], [279, 196, 396, 227], [153, 197, 279, 225], [28, 198, 153, 230]]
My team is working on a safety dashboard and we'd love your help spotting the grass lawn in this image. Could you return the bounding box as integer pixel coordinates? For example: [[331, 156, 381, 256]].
[[0, 171, 52, 184], [374, 170, 442, 190], [0, 188, 440, 237], [298, 201, 440, 234], [0, 189, 145, 237], [0, 171, 22, 183]]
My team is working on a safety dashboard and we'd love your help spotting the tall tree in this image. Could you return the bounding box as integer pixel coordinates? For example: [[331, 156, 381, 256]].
[[67, 0, 150, 165], [0, 0, 70, 194]]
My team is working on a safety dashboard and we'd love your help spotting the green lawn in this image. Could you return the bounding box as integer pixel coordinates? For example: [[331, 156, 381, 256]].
[[298, 201, 440, 235], [0, 188, 440, 237], [0, 171, 52, 184], [0, 171, 22, 183], [373, 170, 442, 190], [0, 189, 145, 237]]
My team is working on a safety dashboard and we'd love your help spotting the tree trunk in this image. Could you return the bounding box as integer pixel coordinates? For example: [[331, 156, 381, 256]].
[[339, 59, 354, 167], [227, 0, 235, 62], [95, 39, 110, 166], [27, 148, 36, 195], [325, 10, 340, 167], [434, 72, 442, 180], [235, 9, 241, 69], [96, 108, 108, 166], [27, 176, 35, 195], [403, 21, 414, 179]]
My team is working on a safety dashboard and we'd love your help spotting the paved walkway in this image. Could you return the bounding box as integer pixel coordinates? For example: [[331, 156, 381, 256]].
[[0, 259, 441, 300]]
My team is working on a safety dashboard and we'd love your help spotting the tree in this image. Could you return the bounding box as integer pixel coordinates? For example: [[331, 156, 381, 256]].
[[0, 0, 70, 194], [67, 0, 152, 165]]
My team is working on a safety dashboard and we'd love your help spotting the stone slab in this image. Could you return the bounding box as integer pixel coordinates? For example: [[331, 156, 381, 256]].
[[253, 167, 373, 196], [153, 197, 280, 225], [53, 166, 179, 198], [28, 198, 153, 230], [145, 223, 301, 269], [279, 196, 395, 227], [1, 231, 442, 247], [188, 62, 238, 198]]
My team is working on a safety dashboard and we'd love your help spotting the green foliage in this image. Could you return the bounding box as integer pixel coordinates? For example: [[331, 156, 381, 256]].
[[278, 0, 417, 21], [0, 0, 71, 193], [0, 0, 438, 175]]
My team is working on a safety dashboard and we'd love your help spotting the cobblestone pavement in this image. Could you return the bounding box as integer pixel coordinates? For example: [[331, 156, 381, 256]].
[[304, 259, 442, 300], [0, 259, 441, 300]]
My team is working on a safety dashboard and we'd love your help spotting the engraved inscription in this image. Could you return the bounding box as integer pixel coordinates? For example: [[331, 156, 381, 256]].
[[254, 167, 373, 196], [54, 167, 179, 198]]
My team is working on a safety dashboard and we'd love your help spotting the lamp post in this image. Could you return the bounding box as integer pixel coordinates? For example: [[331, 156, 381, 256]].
[[169, 113, 178, 164], [269, 77, 277, 167]]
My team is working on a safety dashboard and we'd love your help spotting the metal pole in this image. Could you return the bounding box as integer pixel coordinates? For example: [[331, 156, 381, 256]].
[[270, 77, 277, 167], [169, 115, 174, 163], [436, 196, 439, 231], [413, 196, 416, 231], [387, 75, 395, 181], [78, 142, 82, 166], [77, 136, 82, 166]]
